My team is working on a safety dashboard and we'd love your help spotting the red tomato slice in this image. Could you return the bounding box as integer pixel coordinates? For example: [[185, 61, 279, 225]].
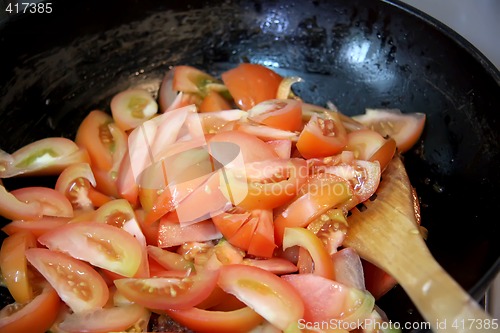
[[110, 88, 158, 132], [321, 159, 381, 205], [221, 63, 283, 110], [199, 90, 233, 113], [247, 99, 303, 132], [1, 216, 70, 237], [116, 153, 140, 207], [114, 269, 219, 310], [147, 245, 193, 272], [38, 222, 143, 277], [75, 110, 118, 172], [352, 108, 426, 153], [242, 257, 298, 275], [218, 264, 304, 331], [0, 184, 42, 221], [222, 158, 308, 211], [55, 162, 111, 211], [173, 65, 225, 98], [0, 282, 61, 333], [208, 130, 278, 163], [266, 139, 292, 159], [58, 304, 150, 333], [0, 231, 37, 303], [282, 227, 335, 280], [166, 306, 263, 333], [362, 260, 398, 300], [11, 187, 73, 218], [0, 137, 89, 178], [25, 248, 109, 313], [282, 273, 375, 326], [236, 122, 300, 142], [296, 113, 348, 159], [345, 129, 396, 171], [157, 212, 222, 248], [273, 174, 352, 245]]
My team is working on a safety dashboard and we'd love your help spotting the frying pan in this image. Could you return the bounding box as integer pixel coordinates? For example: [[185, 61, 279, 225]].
[[0, 0, 499, 331]]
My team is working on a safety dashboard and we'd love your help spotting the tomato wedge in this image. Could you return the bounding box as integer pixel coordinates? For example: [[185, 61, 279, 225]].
[[25, 248, 109, 313], [0, 282, 61, 333], [166, 306, 263, 333], [114, 269, 219, 310], [221, 63, 283, 110], [0, 137, 89, 178], [274, 174, 352, 245], [283, 227, 335, 280], [247, 99, 303, 132], [0, 184, 42, 221], [345, 129, 396, 171], [110, 88, 158, 132], [173, 65, 227, 98], [296, 113, 348, 159], [0, 231, 37, 303], [1, 217, 70, 237], [352, 108, 426, 153], [199, 90, 233, 113], [38, 222, 143, 277], [11, 187, 73, 218], [58, 304, 150, 333], [218, 264, 304, 332]]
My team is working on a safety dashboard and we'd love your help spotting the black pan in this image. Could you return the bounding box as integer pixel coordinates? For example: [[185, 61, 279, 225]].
[[0, 0, 499, 332]]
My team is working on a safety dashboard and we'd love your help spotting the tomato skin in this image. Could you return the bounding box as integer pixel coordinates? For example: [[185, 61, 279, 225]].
[[296, 113, 348, 159], [11, 187, 73, 218], [114, 269, 219, 310], [0, 282, 61, 333], [25, 248, 109, 313], [110, 88, 158, 132], [247, 99, 303, 132], [362, 260, 398, 300], [166, 306, 263, 333], [38, 222, 143, 278], [282, 227, 335, 280], [157, 213, 222, 248], [352, 108, 426, 153], [221, 63, 283, 111], [345, 129, 396, 171], [199, 90, 233, 112], [218, 264, 304, 331], [58, 304, 150, 333], [242, 257, 298, 275], [1, 216, 70, 237], [0, 231, 37, 303], [0, 184, 42, 221]]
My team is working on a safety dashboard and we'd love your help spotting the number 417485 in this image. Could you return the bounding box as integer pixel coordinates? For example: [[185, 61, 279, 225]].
[[6, 2, 53, 14]]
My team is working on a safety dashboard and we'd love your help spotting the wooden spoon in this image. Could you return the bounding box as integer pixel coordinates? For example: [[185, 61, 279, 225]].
[[344, 155, 496, 333]]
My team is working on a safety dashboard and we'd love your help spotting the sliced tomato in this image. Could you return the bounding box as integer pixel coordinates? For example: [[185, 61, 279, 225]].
[[218, 264, 304, 331], [116, 153, 140, 207], [242, 257, 298, 275], [362, 260, 398, 300], [282, 273, 375, 326], [0, 282, 61, 333], [221, 158, 307, 211], [212, 209, 276, 258], [0, 184, 42, 221], [157, 212, 222, 248], [247, 99, 303, 132], [110, 88, 158, 132], [0, 231, 37, 303], [55, 162, 111, 211], [147, 245, 193, 272], [135, 208, 159, 245], [344, 129, 396, 171], [236, 122, 300, 142], [266, 139, 292, 159], [321, 159, 381, 205], [352, 108, 426, 153], [166, 306, 263, 333], [273, 174, 352, 245], [58, 304, 150, 333], [38, 222, 143, 277], [282, 227, 335, 280], [0, 137, 89, 178], [1, 217, 70, 237], [173, 65, 227, 98], [11, 187, 73, 218], [25, 248, 109, 313], [114, 268, 219, 310], [199, 90, 233, 113], [221, 63, 282, 111], [75, 110, 117, 172], [208, 130, 278, 163], [296, 113, 348, 159], [198, 110, 245, 134]]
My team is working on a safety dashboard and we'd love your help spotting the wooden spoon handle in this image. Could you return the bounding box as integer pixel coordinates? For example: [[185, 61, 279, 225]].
[[389, 239, 495, 333]]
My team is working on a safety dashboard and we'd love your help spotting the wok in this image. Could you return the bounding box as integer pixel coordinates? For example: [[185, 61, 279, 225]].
[[0, 0, 499, 331]]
